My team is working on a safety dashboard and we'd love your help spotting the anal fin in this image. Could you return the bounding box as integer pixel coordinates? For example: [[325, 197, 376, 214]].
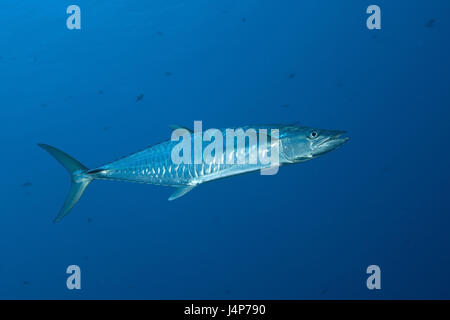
[[168, 185, 195, 201]]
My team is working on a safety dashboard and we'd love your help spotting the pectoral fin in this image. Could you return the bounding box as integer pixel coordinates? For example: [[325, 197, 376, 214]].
[[168, 185, 196, 201]]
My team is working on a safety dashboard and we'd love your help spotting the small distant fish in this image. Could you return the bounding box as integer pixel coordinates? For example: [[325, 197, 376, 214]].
[[136, 94, 144, 102], [165, 71, 173, 76], [156, 31, 163, 36], [98, 90, 103, 95], [425, 18, 436, 28], [21, 182, 32, 187], [87, 217, 93, 223], [103, 126, 111, 131], [242, 17, 246, 23], [281, 104, 290, 108], [23, 281, 30, 286], [288, 73, 295, 79]]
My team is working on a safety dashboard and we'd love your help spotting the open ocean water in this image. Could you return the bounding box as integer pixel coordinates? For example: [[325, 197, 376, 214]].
[[0, 0, 449, 299]]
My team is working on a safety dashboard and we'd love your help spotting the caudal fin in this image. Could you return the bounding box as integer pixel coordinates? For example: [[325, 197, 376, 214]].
[[38, 143, 93, 223]]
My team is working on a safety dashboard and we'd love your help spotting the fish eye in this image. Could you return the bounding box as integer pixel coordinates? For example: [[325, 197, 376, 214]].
[[309, 130, 318, 139]]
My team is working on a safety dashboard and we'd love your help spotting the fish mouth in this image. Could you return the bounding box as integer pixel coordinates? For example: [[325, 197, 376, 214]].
[[315, 131, 349, 154]]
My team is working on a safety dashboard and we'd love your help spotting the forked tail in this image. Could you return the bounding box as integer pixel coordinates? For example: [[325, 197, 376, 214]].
[[38, 143, 93, 223]]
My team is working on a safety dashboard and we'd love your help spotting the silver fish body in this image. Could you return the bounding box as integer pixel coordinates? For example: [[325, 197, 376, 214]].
[[39, 124, 348, 222], [91, 128, 276, 187]]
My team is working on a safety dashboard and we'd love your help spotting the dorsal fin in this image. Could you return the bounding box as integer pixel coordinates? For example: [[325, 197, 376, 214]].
[[169, 124, 193, 133]]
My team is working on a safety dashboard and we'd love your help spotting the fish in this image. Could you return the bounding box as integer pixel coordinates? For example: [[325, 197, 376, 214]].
[[425, 18, 436, 28], [136, 94, 144, 102], [38, 124, 349, 223]]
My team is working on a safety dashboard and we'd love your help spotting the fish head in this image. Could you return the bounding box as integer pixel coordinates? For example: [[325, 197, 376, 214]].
[[280, 126, 349, 163]]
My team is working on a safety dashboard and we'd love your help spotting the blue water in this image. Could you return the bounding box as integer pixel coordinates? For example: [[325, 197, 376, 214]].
[[1, 0, 449, 299]]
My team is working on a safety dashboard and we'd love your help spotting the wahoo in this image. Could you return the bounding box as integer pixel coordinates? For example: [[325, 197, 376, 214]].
[[39, 124, 349, 223]]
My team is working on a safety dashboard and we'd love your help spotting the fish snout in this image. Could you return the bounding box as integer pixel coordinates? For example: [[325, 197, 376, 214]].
[[314, 130, 349, 155]]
